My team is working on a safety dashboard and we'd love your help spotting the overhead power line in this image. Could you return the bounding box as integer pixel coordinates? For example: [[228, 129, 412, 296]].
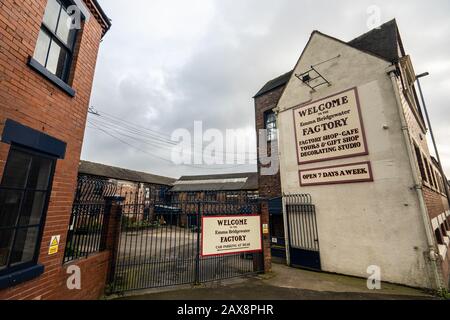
[[88, 118, 258, 160], [87, 121, 256, 170], [88, 107, 258, 158]]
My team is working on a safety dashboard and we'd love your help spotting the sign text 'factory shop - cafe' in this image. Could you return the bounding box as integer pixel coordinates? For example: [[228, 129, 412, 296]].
[[294, 88, 372, 186]]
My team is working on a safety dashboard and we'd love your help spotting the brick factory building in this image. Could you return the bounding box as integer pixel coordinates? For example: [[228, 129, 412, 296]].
[[0, 0, 111, 299], [171, 172, 259, 195], [255, 19, 450, 289], [78, 160, 176, 195], [77, 160, 175, 215]]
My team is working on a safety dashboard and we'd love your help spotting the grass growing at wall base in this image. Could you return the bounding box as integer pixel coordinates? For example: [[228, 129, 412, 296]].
[[436, 288, 450, 300]]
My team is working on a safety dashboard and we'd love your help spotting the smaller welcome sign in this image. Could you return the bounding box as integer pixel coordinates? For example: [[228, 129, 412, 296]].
[[299, 161, 373, 186], [201, 215, 262, 257]]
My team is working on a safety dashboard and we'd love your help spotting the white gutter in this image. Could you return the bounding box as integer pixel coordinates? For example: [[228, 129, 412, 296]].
[[387, 65, 443, 290]]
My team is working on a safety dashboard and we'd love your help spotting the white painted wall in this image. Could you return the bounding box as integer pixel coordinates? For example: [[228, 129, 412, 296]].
[[276, 32, 434, 288]]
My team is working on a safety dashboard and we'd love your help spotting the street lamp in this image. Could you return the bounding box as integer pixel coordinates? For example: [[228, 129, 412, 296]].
[[415, 72, 450, 206]]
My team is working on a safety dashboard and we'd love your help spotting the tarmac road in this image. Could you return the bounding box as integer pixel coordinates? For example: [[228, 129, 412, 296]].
[[114, 264, 436, 300]]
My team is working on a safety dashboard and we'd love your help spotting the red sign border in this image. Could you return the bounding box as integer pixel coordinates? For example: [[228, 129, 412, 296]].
[[200, 214, 263, 258], [298, 161, 374, 187]]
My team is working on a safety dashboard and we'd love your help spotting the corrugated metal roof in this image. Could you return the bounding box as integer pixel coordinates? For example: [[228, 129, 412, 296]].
[[78, 160, 176, 186], [171, 172, 258, 192]]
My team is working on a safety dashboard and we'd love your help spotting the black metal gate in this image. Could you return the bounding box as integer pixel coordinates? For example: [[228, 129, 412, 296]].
[[268, 197, 286, 262], [64, 176, 117, 263], [285, 194, 321, 270], [110, 190, 264, 293]]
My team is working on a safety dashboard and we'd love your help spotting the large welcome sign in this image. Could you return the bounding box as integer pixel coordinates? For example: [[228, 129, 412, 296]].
[[293, 87, 368, 165], [201, 215, 262, 257]]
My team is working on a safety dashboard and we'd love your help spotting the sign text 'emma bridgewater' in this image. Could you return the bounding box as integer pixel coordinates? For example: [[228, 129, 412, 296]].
[[201, 215, 262, 257], [294, 88, 368, 164]]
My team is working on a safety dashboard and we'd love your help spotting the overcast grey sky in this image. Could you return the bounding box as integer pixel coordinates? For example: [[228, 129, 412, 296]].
[[82, 0, 450, 179]]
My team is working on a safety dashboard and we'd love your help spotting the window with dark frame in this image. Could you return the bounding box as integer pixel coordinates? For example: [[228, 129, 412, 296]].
[[440, 177, 445, 194], [436, 171, 443, 193], [432, 169, 438, 190], [204, 192, 217, 202], [440, 224, 448, 240], [425, 160, 436, 188], [32, 0, 79, 82], [445, 219, 450, 232], [0, 146, 56, 276], [264, 111, 277, 142], [435, 171, 440, 192], [413, 145, 427, 183], [434, 228, 444, 245]]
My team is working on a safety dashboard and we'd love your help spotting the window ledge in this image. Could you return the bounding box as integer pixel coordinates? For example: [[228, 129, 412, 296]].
[[438, 244, 447, 261], [27, 57, 76, 97], [0, 264, 45, 290], [444, 236, 450, 247]]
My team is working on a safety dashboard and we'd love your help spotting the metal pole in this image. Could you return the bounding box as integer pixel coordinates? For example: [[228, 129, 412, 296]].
[[416, 76, 450, 207], [195, 201, 201, 285], [283, 195, 292, 267]]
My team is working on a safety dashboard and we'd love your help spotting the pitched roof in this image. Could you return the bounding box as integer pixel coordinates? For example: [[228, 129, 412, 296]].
[[348, 19, 402, 63], [78, 160, 176, 186], [171, 172, 259, 192], [254, 19, 402, 97], [253, 71, 293, 98]]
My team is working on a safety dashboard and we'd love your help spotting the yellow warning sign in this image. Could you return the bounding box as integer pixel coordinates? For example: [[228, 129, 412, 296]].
[[262, 224, 269, 235], [48, 235, 60, 255]]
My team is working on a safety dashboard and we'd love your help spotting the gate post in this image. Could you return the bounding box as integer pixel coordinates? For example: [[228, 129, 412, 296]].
[[194, 200, 201, 285], [103, 196, 125, 285], [254, 200, 272, 273]]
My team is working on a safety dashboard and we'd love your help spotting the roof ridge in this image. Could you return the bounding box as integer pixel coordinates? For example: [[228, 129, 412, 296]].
[[79, 160, 177, 181], [180, 172, 258, 179], [348, 18, 397, 44], [253, 70, 293, 98], [254, 19, 401, 98]]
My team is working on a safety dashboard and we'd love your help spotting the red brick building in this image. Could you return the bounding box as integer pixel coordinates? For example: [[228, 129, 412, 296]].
[[254, 73, 291, 200], [253, 72, 290, 260], [0, 0, 111, 299]]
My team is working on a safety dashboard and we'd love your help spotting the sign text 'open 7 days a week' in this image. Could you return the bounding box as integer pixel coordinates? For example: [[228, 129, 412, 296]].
[[294, 87, 373, 186]]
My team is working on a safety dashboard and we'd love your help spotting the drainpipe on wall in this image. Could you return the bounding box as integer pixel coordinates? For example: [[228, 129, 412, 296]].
[[387, 65, 443, 290], [274, 108, 292, 266]]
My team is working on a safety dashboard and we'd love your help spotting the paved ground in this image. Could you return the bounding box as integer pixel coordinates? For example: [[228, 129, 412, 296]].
[[112, 263, 436, 300]]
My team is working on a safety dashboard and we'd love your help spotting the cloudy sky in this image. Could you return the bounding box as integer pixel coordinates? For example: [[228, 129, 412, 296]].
[[82, 0, 450, 179]]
